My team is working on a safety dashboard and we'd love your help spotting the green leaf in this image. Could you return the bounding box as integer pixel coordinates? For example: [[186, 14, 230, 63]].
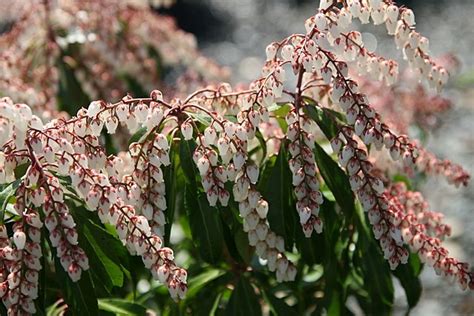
[[225, 277, 262, 316], [83, 222, 125, 288], [179, 137, 198, 183], [184, 188, 224, 264], [260, 146, 295, 249], [209, 293, 223, 316], [57, 58, 90, 115], [303, 102, 345, 140], [46, 300, 68, 316], [0, 179, 21, 224], [186, 269, 226, 299], [354, 205, 394, 315], [98, 298, 147, 316], [73, 209, 129, 292], [271, 103, 292, 133], [392, 253, 422, 311], [180, 137, 224, 264], [220, 210, 249, 264], [234, 229, 253, 264], [53, 258, 98, 316], [313, 143, 355, 219], [128, 127, 148, 145], [163, 141, 182, 244]]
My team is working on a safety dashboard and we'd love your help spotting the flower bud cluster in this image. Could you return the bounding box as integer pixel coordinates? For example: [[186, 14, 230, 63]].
[[416, 147, 470, 188], [0, 94, 189, 305], [0, 0, 227, 111], [328, 71, 421, 170], [128, 131, 171, 238], [285, 108, 324, 237], [388, 183, 451, 240], [0, 185, 43, 315], [29, 167, 89, 282], [387, 185, 474, 291], [191, 123, 234, 207], [318, 0, 448, 90], [305, 8, 399, 86], [111, 205, 187, 300], [0, 98, 43, 158], [333, 127, 408, 270], [232, 144, 297, 282]]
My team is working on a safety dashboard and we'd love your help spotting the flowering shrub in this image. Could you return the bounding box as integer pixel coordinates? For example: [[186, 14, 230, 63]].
[[0, 0, 472, 314]]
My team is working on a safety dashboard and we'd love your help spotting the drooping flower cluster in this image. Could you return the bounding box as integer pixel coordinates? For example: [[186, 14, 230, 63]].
[[0, 94, 188, 307], [0, 0, 227, 113], [387, 183, 472, 290], [184, 95, 297, 282], [0, 192, 43, 315], [286, 107, 324, 237], [0, 0, 472, 312], [332, 126, 409, 270]]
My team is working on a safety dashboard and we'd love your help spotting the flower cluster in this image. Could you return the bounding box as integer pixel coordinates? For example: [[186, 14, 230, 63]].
[[0, 191, 43, 315], [0, 0, 227, 113], [332, 127, 409, 270], [387, 184, 473, 290], [332, 126, 472, 288], [286, 107, 324, 237], [0, 0, 472, 311], [0, 93, 188, 306], [182, 94, 297, 282]]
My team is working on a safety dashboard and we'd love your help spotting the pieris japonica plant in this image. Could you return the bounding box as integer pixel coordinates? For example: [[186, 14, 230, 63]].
[[0, 0, 472, 315]]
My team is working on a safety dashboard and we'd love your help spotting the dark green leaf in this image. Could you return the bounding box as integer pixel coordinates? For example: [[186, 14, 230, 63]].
[[270, 103, 292, 132], [225, 277, 262, 316], [234, 229, 253, 264], [313, 142, 355, 219], [392, 253, 422, 310], [98, 298, 147, 316], [73, 209, 129, 292], [53, 258, 98, 316], [220, 210, 248, 264], [354, 205, 394, 315], [0, 179, 21, 224], [57, 58, 90, 115], [260, 146, 295, 249], [303, 101, 345, 140], [186, 269, 226, 299], [82, 222, 125, 289], [46, 300, 68, 316], [128, 127, 148, 145], [179, 137, 198, 183], [163, 141, 182, 244], [184, 188, 224, 264]]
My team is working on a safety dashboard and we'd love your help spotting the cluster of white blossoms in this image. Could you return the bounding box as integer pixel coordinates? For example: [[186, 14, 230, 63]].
[[286, 108, 324, 237], [0, 92, 189, 307], [183, 91, 297, 282], [332, 126, 409, 270], [316, 0, 447, 90], [332, 124, 473, 290], [193, 123, 232, 207], [0, 188, 43, 315], [228, 116, 297, 282]]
